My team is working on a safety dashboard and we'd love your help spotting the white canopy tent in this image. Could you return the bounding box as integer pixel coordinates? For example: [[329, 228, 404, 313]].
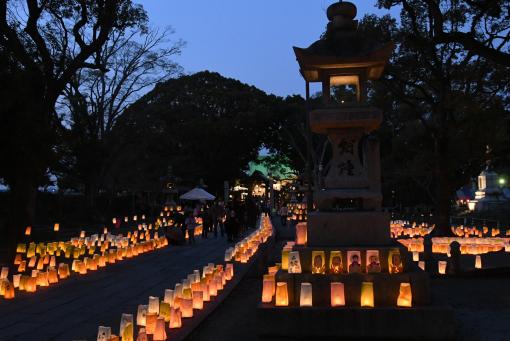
[[179, 187, 216, 201]]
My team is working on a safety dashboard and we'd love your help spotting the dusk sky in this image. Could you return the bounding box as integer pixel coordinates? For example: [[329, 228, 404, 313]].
[[134, 0, 397, 97]]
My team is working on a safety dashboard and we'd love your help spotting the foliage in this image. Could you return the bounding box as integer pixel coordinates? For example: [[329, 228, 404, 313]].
[[110, 71, 285, 195]]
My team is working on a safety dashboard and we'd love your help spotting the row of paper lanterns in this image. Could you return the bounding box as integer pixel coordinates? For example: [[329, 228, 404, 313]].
[[1, 211, 170, 300], [96, 215, 274, 340]]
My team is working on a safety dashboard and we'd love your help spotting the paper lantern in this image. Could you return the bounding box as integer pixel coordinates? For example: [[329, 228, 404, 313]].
[[412, 252, 419, 262], [153, 317, 167, 341], [361, 282, 374, 308], [275, 282, 289, 307], [288, 251, 302, 274], [97, 326, 111, 341], [311, 251, 326, 274], [201, 282, 210, 302], [417, 261, 425, 271], [330, 282, 345, 307], [388, 250, 404, 274], [120, 314, 134, 341], [47, 267, 59, 284], [164, 289, 174, 306], [145, 313, 158, 335], [296, 223, 307, 245], [3, 281, 14, 299], [261, 277, 275, 303], [25, 226, 32, 236], [169, 308, 182, 329], [180, 298, 193, 318], [54, 223, 60, 232], [329, 251, 343, 274], [475, 255, 482, 269], [18, 260, 26, 273], [281, 249, 290, 271], [193, 291, 204, 310], [25, 277, 37, 292], [12, 274, 21, 288], [438, 261, 447, 275], [136, 305, 148, 326], [136, 328, 148, 341], [299, 282, 313, 307], [397, 282, 412, 307], [148, 296, 160, 315], [159, 302, 171, 322], [0, 267, 8, 280], [58, 263, 70, 279]]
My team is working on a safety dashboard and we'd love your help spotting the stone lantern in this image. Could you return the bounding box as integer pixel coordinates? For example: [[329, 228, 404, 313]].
[[258, 2, 454, 339]]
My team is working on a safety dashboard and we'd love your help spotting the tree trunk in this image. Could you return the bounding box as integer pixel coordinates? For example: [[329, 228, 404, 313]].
[[6, 177, 37, 262], [434, 135, 452, 236]]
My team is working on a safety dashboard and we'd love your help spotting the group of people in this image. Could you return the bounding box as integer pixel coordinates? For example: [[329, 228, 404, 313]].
[[171, 198, 262, 245]]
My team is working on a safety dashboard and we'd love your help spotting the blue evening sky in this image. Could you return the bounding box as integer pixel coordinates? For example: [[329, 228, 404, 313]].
[[134, 1, 397, 98]]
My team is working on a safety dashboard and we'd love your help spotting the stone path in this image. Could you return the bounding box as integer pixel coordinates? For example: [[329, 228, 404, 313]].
[[0, 236, 230, 340]]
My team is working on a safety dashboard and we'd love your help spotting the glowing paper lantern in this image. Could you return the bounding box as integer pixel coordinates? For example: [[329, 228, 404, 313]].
[[54, 223, 59, 232], [330, 282, 345, 307], [153, 317, 167, 341], [299, 282, 313, 307], [25, 226, 32, 236], [145, 313, 158, 335], [288, 251, 302, 274], [136, 305, 148, 326], [361, 282, 374, 308], [281, 249, 290, 271], [120, 314, 134, 341], [296, 223, 307, 245], [475, 255, 482, 269], [136, 328, 148, 341], [275, 282, 289, 307], [164, 289, 174, 306], [148, 296, 160, 315], [397, 283, 412, 307], [180, 298, 193, 318], [0, 267, 8, 279], [438, 261, 447, 275], [192, 291, 204, 310], [169, 308, 182, 329], [159, 302, 171, 322], [3, 281, 14, 299], [412, 252, 419, 262], [97, 326, 111, 341]]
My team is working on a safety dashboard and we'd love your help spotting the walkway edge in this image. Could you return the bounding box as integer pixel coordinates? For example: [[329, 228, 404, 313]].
[[169, 236, 275, 341]]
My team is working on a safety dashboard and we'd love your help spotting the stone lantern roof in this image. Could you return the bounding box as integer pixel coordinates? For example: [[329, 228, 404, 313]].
[[293, 1, 394, 83]]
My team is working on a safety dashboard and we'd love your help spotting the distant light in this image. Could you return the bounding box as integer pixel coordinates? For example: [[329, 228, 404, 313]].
[[467, 200, 477, 212], [499, 178, 506, 186]]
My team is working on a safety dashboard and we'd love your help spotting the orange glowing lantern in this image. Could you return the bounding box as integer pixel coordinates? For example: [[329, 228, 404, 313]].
[[153, 318, 166, 341], [25, 226, 32, 236], [192, 291, 204, 310], [180, 298, 193, 318], [275, 282, 289, 306], [331, 282, 345, 307], [169, 308, 182, 329], [438, 261, 447, 275], [475, 255, 482, 269], [54, 223, 59, 232], [361, 282, 374, 307], [397, 282, 412, 307], [145, 313, 158, 335], [296, 222, 307, 245], [136, 305, 148, 326]]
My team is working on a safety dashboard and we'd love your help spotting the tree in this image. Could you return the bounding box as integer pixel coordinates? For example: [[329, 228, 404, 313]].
[[110, 71, 284, 196], [378, 0, 510, 66], [57, 26, 183, 217], [365, 6, 510, 234], [0, 0, 147, 256]]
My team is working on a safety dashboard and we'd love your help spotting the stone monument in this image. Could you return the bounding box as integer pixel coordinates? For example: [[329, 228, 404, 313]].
[[474, 146, 508, 211], [257, 2, 455, 339]]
